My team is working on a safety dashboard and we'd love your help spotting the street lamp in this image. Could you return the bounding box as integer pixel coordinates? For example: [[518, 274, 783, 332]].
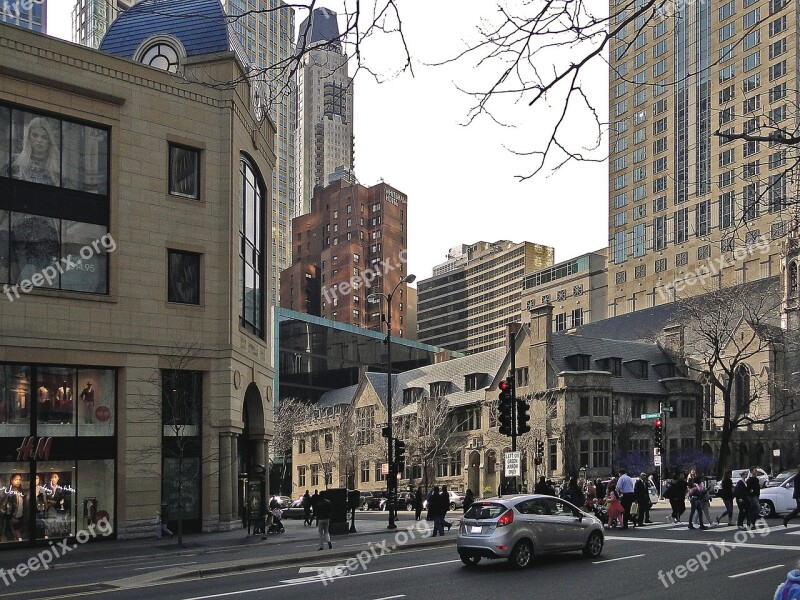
[[368, 273, 415, 530]]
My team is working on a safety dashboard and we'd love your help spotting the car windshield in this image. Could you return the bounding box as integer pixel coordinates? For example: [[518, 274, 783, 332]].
[[774, 470, 796, 483], [464, 502, 506, 520]]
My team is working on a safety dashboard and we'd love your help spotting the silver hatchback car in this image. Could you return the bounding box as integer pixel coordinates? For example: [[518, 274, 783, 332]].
[[456, 494, 605, 568]]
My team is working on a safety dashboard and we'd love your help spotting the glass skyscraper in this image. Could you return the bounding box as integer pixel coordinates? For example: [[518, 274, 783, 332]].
[[1, 0, 46, 32]]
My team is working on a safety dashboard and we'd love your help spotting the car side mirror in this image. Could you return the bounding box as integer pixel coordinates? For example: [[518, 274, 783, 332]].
[[574, 509, 583, 521]]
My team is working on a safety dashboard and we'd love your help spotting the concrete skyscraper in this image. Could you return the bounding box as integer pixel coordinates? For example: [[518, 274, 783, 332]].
[[607, 0, 797, 316], [295, 7, 354, 217], [73, 0, 134, 48], [2, 0, 46, 32]]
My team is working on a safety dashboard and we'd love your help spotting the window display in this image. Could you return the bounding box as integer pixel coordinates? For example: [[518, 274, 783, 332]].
[[77, 369, 115, 436], [10, 112, 60, 187], [62, 122, 108, 195], [0, 366, 30, 437], [35, 467, 76, 540], [1, 471, 28, 542], [9, 212, 60, 286], [0, 210, 8, 284], [0, 107, 8, 178], [36, 368, 75, 436]]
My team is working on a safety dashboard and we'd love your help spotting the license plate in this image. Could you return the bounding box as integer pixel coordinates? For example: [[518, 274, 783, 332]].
[[470, 525, 482, 534]]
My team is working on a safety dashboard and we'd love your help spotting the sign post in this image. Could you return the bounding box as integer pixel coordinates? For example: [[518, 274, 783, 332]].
[[504, 452, 521, 477]]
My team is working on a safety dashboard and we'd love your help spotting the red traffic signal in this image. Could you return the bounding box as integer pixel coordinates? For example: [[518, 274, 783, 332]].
[[499, 379, 510, 392], [655, 418, 662, 428]]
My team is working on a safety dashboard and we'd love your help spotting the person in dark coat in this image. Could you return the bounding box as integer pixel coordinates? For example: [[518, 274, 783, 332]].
[[311, 490, 320, 526], [746, 467, 761, 527], [534, 476, 549, 495], [302, 490, 312, 526], [462, 489, 475, 513], [634, 472, 651, 526], [429, 486, 445, 536], [414, 487, 423, 521], [716, 472, 735, 526], [565, 477, 585, 508], [783, 465, 800, 528], [667, 473, 688, 524], [734, 473, 750, 529]]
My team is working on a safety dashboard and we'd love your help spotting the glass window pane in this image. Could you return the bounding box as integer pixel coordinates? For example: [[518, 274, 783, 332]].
[[11, 112, 60, 186], [245, 181, 255, 241], [169, 146, 199, 199], [77, 369, 115, 436], [168, 250, 200, 304], [244, 263, 255, 323], [77, 459, 115, 533], [36, 464, 77, 540], [37, 367, 76, 436], [10, 213, 60, 287], [61, 221, 109, 293], [162, 456, 200, 520], [0, 106, 9, 178], [62, 122, 108, 195], [0, 210, 8, 284], [0, 365, 31, 436], [0, 469, 30, 542]]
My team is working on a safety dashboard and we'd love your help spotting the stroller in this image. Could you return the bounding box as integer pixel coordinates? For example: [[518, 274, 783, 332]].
[[267, 507, 284, 534]]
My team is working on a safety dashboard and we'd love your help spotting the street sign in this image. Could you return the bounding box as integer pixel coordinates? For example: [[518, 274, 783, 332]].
[[504, 451, 521, 477], [654, 455, 662, 467], [381, 462, 389, 475], [641, 412, 661, 419], [774, 449, 781, 457], [654, 447, 661, 456]]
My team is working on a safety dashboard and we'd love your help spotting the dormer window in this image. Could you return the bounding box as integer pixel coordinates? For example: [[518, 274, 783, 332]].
[[465, 373, 487, 392], [429, 381, 449, 398], [566, 354, 591, 371], [625, 359, 649, 379], [402, 387, 423, 405], [134, 36, 186, 74], [596, 357, 623, 376]]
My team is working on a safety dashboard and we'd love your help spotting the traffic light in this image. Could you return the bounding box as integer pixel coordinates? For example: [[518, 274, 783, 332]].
[[394, 438, 406, 472], [534, 457, 542, 465], [654, 417, 663, 449], [536, 439, 545, 457], [498, 377, 513, 436], [516, 399, 530, 435]]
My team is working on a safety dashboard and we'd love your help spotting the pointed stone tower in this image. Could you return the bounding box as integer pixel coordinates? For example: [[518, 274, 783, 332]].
[[781, 210, 800, 331]]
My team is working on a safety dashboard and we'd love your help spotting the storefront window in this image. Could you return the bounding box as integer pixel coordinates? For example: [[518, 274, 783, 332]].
[[77, 370, 115, 437], [36, 368, 76, 437], [10, 111, 60, 187], [0, 366, 31, 437], [33, 463, 77, 540], [0, 107, 8, 177], [62, 122, 108, 195], [10, 213, 60, 287], [0, 469, 29, 542], [0, 210, 8, 284], [77, 460, 114, 533], [61, 221, 109, 293]]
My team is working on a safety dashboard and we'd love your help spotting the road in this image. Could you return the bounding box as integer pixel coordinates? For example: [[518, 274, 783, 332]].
[[2, 508, 799, 599]]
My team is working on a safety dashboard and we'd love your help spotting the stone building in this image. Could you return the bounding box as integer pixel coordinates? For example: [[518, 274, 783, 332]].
[[0, 3, 274, 545]]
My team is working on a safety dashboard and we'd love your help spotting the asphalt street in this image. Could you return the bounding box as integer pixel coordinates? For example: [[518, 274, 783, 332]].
[[2, 507, 799, 599]]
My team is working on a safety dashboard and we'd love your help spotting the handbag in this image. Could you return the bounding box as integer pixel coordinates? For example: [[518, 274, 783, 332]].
[[630, 501, 640, 517]]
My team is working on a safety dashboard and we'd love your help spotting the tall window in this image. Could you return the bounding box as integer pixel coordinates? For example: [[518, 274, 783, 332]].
[[240, 157, 265, 337]]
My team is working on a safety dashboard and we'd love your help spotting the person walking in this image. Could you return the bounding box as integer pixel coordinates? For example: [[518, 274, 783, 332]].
[[615, 469, 636, 529], [414, 486, 423, 521], [604, 488, 624, 529], [315, 494, 333, 551], [669, 473, 688, 524], [783, 468, 800, 528], [734, 472, 750, 529], [634, 473, 651, 526], [687, 478, 709, 530], [429, 486, 444, 536], [746, 466, 762, 528], [441, 485, 453, 531], [534, 476, 549, 494], [565, 477, 585, 508], [302, 490, 312, 526], [311, 489, 320, 526], [462, 489, 475, 513], [716, 471, 735, 526]]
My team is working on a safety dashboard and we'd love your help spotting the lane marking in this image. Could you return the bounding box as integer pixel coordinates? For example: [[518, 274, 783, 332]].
[[607, 536, 800, 551], [729, 564, 786, 578], [133, 562, 198, 571], [182, 559, 461, 599], [593, 553, 645, 564], [372, 596, 406, 600]]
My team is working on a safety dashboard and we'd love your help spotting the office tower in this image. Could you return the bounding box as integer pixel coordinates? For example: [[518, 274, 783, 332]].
[[417, 241, 554, 354], [607, 0, 797, 316], [295, 7, 354, 217], [280, 177, 410, 337], [2, 0, 45, 32], [72, 0, 134, 48]]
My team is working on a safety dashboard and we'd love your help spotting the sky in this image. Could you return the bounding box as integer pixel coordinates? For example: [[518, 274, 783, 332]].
[[45, 0, 609, 284]]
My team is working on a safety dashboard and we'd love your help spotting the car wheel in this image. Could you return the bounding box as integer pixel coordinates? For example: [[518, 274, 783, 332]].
[[460, 554, 481, 567], [508, 539, 533, 569], [583, 531, 604, 558], [450, 502, 456, 511], [759, 500, 775, 518]]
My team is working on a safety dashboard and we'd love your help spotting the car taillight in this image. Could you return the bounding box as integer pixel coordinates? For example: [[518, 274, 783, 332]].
[[496, 509, 514, 527]]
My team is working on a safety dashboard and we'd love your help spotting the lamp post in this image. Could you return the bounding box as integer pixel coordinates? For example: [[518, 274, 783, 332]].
[[368, 273, 415, 530]]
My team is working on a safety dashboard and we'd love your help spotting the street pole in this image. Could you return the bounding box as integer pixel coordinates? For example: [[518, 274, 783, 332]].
[[510, 325, 517, 494], [369, 274, 415, 531]]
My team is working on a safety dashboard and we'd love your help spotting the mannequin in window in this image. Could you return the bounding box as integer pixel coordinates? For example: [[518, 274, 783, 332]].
[[37, 385, 51, 422], [15, 372, 28, 419], [80, 380, 95, 424], [56, 382, 72, 423], [11, 117, 60, 186]]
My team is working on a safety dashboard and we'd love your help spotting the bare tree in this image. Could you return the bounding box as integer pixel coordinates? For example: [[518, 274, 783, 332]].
[[677, 281, 798, 476], [272, 397, 313, 492]]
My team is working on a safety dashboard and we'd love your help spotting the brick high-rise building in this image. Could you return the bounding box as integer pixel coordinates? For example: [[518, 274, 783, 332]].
[[607, 0, 797, 316], [281, 178, 411, 337]]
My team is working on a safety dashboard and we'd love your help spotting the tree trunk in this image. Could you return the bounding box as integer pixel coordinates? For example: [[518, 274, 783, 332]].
[[177, 454, 184, 546]]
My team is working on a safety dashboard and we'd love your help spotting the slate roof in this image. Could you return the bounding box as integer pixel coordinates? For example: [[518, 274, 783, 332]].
[[552, 333, 679, 396], [315, 383, 359, 409], [99, 0, 235, 61]]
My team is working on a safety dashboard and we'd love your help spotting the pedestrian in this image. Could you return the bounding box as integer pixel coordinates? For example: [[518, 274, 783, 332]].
[[302, 490, 312, 526], [604, 488, 624, 529], [746, 466, 762, 527], [441, 485, 453, 531], [595, 478, 606, 500], [315, 493, 333, 551], [429, 486, 444, 536], [783, 466, 800, 528], [734, 471, 750, 529], [634, 473, 651, 526], [774, 569, 800, 599], [669, 473, 687, 523], [463, 489, 475, 513], [311, 489, 320, 526], [687, 477, 709, 530], [534, 476, 549, 495], [716, 471, 735, 526], [565, 477, 585, 508], [414, 486, 423, 521], [615, 469, 636, 529]]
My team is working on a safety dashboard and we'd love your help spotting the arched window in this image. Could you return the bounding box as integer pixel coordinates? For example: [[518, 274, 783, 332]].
[[701, 373, 715, 431], [134, 36, 185, 73], [734, 365, 751, 415], [239, 156, 265, 338]]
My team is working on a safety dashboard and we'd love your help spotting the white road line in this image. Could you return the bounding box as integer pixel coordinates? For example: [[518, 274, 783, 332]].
[[133, 562, 197, 571], [593, 553, 645, 564], [607, 536, 800, 551], [182, 559, 461, 600], [372, 596, 406, 600], [729, 564, 786, 578]]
